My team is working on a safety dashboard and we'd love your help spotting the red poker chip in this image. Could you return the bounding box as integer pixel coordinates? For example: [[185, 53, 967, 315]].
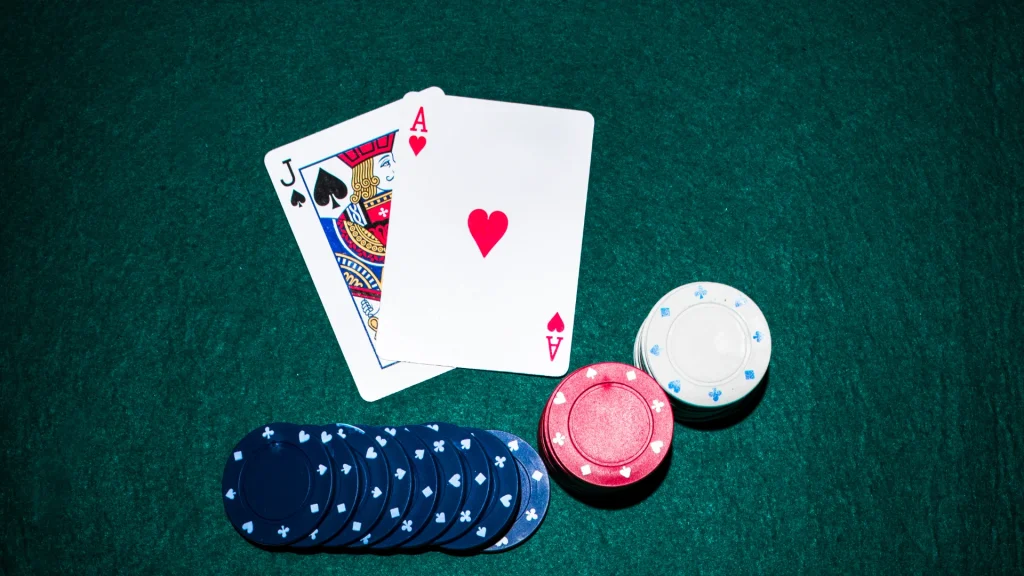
[[540, 367, 651, 497], [542, 362, 672, 489], [540, 367, 606, 484], [540, 400, 647, 500]]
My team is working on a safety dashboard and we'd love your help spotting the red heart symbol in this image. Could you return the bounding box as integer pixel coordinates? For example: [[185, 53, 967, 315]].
[[409, 135, 427, 156], [467, 209, 508, 258], [547, 313, 565, 333]]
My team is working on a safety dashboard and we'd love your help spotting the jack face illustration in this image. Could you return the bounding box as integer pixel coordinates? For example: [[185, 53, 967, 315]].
[[302, 131, 398, 354]]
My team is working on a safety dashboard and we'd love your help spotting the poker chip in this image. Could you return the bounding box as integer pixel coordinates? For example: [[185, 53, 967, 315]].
[[536, 363, 673, 500], [322, 424, 390, 548], [400, 424, 467, 549], [221, 422, 334, 547], [543, 362, 673, 489], [221, 421, 534, 555], [438, 429, 520, 551], [370, 427, 439, 549], [428, 422, 493, 545], [344, 425, 413, 548], [289, 425, 360, 547], [634, 282, 772, 419], [483, 431, 549, 552]]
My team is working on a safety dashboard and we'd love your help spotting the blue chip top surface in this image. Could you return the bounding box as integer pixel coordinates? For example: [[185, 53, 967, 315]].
[[221, 422, 334, 547]]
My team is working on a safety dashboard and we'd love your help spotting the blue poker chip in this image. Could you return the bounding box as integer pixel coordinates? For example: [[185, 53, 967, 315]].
[[370, 427, 440, 549], [221, 423, 334, 547], [400, 424, 467, 549], [428, 423, 493, 545], [322, 424, 389, 548], [494, 458, 530, 548], [345, 425, 413, 548], [483, 431, 549, 552], [289, 426, 361, 548], [438, 429, 521, 551]]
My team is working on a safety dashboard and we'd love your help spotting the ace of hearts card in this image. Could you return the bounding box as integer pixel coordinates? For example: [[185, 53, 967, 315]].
[[376, 92, 595, 376]]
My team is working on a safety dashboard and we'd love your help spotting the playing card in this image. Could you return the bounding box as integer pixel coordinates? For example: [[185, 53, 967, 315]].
[[377, 93, 595, 376], [263, 88, 452, 401]]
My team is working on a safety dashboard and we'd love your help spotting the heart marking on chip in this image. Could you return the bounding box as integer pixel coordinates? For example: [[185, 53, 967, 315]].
[[376, 436, 387, 447], [500, 494, 512, 507], [427, 424, 439, 431], [553, 392, 566, 405], [449, 474, 461, 487], [372, 486, 382, 498], [298, 430, 310, 443], [650, 440, 664, 454], [366, 447, 378, 459], [385, 427, 396, 436], [620, 466, 631, 478], [320, 431, 332, 443], [241, 521, 254, 534]]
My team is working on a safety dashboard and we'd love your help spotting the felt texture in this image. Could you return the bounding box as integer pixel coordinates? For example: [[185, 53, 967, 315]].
[[1, 0, 1022, 574]]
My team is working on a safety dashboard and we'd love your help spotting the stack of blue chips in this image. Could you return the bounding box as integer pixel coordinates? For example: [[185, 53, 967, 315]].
[[221, 422, 549, 554]]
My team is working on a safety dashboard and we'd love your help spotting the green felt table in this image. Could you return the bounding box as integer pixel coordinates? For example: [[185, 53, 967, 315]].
[[2, 1, 1022, 574]]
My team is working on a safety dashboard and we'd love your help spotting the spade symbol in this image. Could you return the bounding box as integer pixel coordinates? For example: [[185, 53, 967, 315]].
[[313, 169, 348, 209], [290, 190, 305, 207]]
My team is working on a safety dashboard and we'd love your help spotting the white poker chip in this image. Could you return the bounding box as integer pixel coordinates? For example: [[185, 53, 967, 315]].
[[639, 282, 771, 409]]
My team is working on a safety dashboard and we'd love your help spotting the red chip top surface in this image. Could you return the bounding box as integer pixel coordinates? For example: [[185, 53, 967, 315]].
[[569, 383, 652, 465], [543, 362, 673, 487]]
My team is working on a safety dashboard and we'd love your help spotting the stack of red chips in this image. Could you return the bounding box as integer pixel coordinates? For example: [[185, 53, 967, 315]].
[[538, 362, 674, 501]]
